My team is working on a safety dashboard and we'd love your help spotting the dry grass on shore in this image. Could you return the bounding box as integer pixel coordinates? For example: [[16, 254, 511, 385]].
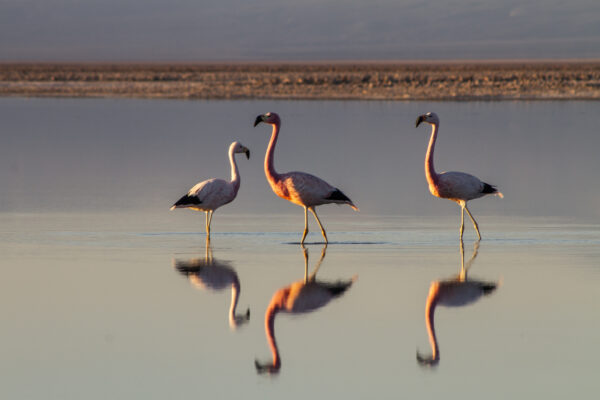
[[1, 61, 599, 100]]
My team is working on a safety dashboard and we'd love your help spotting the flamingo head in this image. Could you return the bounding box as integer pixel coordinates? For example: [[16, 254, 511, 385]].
[[229, 307, 251, 330], [255, 358, 281, 375], [230, 141, 250, 159], [416, 112, 440, 127], [254, 112, 281, 127], [416, 350, 440, 367]]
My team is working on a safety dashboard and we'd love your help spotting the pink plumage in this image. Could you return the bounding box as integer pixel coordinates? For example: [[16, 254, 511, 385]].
[[254, 112, 358, 244], [416, 112, 503, 240]]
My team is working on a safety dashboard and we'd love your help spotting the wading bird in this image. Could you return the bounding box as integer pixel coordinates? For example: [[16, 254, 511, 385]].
[[416, 240, 499, 366], [255, 245, 356, 374], [170, 141, 250, 239], [254, 112, 358, 244], [416, 112, 503, 240], [173, 242, 250, 330]]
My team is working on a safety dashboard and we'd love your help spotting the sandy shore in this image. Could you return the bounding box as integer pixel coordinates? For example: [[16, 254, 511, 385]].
[[1, 61, 599, 100]]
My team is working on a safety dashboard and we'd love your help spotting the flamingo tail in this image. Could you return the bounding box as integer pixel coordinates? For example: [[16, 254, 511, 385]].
[[327, 189, 359, 211]]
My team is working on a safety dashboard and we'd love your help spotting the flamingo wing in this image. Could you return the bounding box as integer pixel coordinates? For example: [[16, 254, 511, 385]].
[[437, 171, 489, 201], [172, 178, 235, 211], [190, 264, 237, 290], [286, 280, 354, 313], [279, 171, 354, 207], [437, 280, 497, 307]]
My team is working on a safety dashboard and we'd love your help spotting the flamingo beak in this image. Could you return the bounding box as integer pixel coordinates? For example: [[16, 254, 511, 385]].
[[244, 148, 250, 160], [254, 115, 264, 127], [416, 115, 425, 127]]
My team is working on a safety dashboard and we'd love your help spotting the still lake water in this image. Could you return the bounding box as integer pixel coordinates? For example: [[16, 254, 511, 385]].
[[1, 98, 599, 399]]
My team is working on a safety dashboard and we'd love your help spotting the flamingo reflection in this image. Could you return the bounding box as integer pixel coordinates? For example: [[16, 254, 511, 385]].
[[173, 240, 250, 330], [255, 245, 357, 374], [417, 240, 499, 366]]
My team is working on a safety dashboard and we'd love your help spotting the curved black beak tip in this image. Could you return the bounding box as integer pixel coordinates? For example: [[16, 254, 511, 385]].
[[245, 150, 250, 160], [415, 115, 425, 128], [254, 115, 263, 127]]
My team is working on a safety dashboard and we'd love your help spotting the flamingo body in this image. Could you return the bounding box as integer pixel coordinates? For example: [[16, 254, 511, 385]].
[[271, 171, 355, 209], [170, 141, 250, 238], [416, 112, 502, 240], [432, 280, 495, 307], [180, 260, 238, 291], [172, 178, 237, 212], [254, 112, 357, 244], [430, 171, 498, 203], [278, 279, 351, 314]]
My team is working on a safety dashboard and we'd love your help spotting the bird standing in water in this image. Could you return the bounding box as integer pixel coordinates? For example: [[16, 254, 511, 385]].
[[170, 141, 250, 239], [254, 112, 358, 244], [416, 112, 503, 240]]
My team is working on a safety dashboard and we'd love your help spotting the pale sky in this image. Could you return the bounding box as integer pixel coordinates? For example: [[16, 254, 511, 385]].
[[1, 0, 599, 61]]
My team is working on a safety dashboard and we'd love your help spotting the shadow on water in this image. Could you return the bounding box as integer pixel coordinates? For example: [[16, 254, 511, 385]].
[[416, 239, 500, 367], [255, 245, 357, 375], [172, 238, 250, 330]]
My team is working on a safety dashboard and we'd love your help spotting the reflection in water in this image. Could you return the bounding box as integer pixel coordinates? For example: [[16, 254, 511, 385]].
[[255, 245, 357, 374], [417, 240, 499, 366], [173, 239, 250, 330]]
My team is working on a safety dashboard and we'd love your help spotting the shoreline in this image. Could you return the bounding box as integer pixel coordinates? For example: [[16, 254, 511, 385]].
[[1, 61, 599, 100]]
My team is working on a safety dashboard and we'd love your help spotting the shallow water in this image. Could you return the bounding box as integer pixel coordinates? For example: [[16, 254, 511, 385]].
[[1, 98, 599, 399]]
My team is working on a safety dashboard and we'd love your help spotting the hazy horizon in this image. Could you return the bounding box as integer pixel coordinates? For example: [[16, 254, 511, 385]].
[[1, 0, 598, 62]]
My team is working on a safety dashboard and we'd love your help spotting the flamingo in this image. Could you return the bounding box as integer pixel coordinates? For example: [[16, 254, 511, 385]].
[[254, 112, 358, 244], [416, 112, 503, 240], [416, 240, 499, 366], [173, 241, 250, 330], [255, 245, 356, 374], [170, 141, 250, 239]]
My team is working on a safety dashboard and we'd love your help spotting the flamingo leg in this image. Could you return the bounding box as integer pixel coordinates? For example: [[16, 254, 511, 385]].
[[309, 207, 328, 244], [205, 210, 214, 238], [308, 244, 327, 281], [460, 206, 465, 240], [301, 207, 309, 244], [302, 245, 309, 283], [459, 238, 466, 281], [205, 211, 210, 237], [464, 204, 481, 240], [205, 238, 212, 262], [465, 240, 479, 273]]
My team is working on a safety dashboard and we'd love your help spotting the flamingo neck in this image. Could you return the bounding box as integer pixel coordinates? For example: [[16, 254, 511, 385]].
[[265, 303, 281, 370], [425, 123, 440, 188], [264, 122, 282, 185], [424, 283, 440, 361], [229, 148, 241, 192], [228, 279, 241, 327]]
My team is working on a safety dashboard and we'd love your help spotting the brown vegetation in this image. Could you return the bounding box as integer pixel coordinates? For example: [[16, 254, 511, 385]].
[[1, 62, 599, 100]]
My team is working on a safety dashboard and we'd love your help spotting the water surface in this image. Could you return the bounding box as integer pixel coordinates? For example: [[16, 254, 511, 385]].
[[1, 98, 598, 399]]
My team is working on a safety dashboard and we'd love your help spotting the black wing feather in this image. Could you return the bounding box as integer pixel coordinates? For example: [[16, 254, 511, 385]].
[[326, 189, 352, 202], [322, 280, 354, 298], [481, 182, 498, 195], [173, 194, 202, 207]]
